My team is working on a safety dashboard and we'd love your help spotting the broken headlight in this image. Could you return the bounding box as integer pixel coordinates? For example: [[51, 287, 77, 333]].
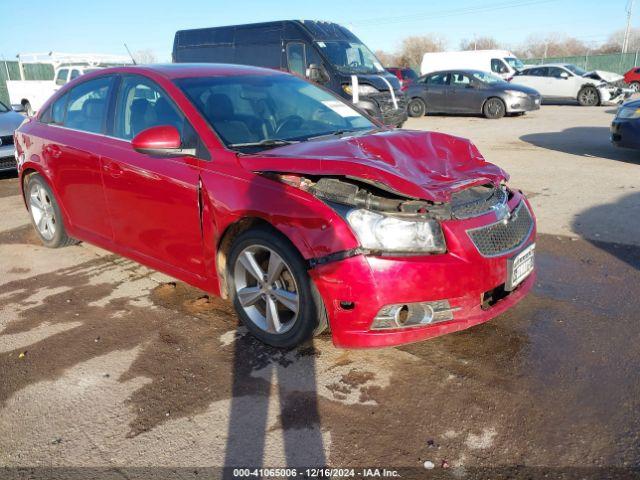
[[346, 209, 446, 254], [342, 84, 379, 96]]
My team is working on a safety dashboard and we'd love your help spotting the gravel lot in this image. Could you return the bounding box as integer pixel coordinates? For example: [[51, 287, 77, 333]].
[[0, 106, 638, 479]]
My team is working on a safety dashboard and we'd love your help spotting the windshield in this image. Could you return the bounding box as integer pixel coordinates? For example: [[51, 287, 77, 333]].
[[0, 101, 9, 113], [471, 71, 506, 85], [175, 74, 375, 151], [564, 64, 587, 76], [315, 41, 385, 75], [505, 57, 524, 70]]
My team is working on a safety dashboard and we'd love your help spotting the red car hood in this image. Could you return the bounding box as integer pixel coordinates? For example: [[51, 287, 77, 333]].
[[239, 129, 508, 203]]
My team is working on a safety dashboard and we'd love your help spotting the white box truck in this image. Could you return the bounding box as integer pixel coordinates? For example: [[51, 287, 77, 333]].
[[421, 50, 524, 79], [6, 52, 131, 116]]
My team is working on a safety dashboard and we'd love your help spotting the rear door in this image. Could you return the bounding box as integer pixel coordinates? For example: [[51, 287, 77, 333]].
[[99, 74, 206, 277], [39, 75, 116, 240], [513, 67, 549, 95], [423, 72, 450, 112]]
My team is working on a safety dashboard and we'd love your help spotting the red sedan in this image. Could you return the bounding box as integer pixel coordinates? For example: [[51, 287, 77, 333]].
[[624, 67, 640, 91], [14, 64, 536, 348]]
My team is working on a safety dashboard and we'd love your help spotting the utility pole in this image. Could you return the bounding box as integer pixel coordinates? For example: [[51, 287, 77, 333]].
[[623, 0, 635, 53]]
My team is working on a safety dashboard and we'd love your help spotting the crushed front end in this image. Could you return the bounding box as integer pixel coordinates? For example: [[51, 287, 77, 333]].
[[301, 178, 536, 348]]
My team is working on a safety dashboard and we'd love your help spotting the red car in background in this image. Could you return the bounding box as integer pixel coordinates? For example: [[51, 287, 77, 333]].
[[387, 67, 419, 89], [623, 67, 640, 91], [14, 64, 536, 349]]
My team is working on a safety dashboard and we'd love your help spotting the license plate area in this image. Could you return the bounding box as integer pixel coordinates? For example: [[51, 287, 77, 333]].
[[506, 243, 535, 291]]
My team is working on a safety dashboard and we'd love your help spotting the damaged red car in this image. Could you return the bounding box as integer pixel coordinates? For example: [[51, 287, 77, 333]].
[[14, 64, 536, 348]]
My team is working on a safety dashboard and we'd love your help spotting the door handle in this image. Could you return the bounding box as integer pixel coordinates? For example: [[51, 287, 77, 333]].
[[102, 161, 124, 178], [44, 144, 61, 159]]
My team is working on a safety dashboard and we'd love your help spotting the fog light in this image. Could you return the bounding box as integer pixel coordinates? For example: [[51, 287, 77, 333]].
[[370, 300, 457, 330]]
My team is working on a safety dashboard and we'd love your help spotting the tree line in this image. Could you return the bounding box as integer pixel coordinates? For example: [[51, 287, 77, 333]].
[[375, 28, 640, 69]]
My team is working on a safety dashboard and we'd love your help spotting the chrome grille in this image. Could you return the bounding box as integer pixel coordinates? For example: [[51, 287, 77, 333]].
[[467, 202, 534, 257], [0, 157, 16, 170], [0, 135, 14, 146], [452, 186, 507, 219]]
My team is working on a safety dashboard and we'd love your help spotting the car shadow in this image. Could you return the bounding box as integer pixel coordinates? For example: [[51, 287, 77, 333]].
[[520, 127, 640, 165], [571, 191, 640, 271]]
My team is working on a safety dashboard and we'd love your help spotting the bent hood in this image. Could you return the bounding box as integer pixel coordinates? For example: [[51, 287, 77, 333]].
[[239, 130, 508, 203], [584, 70, 624, 84]]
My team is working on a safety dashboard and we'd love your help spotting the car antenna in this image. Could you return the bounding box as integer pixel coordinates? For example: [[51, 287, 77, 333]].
[[124, 44, 137, 65]]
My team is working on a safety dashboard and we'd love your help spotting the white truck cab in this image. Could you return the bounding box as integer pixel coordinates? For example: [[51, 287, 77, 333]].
[[421, 50, 524, 79], [7, 52, 131, 115]]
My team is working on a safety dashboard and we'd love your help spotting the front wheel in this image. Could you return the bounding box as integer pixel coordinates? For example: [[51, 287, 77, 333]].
[[483, 97, 506, 119], [407, 98, 426, 117], [25, 174, 78, 248], [577, 86, 600, 106], [227, 228, 327, 348]]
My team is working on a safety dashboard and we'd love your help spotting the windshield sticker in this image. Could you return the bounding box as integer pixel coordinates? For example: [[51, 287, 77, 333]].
[[322, 100, 358, 117]]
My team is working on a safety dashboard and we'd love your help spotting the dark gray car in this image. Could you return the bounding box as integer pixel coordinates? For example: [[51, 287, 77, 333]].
[[0, 101, 24, 171], [405, 70, 541, 119]]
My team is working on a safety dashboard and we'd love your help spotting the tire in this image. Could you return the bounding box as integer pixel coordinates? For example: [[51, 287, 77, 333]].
[[631, 81, 640, 92], [227, 227, 327, 348], [407, 98, 426, 117], [483, 97, 506, 119], [25, 174, 78, 248], [577, 86, 600, 106], [23, 101, 33, 117]]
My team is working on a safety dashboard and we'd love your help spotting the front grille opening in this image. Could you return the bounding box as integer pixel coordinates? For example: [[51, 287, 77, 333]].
[[467, 201, 534, 257], [481, 284, 511, 310], [451, 184, 507, 219]]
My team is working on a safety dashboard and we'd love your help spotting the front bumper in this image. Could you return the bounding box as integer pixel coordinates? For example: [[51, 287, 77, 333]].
[[505, 94, 541, 113], [310, 193, 537, 348], [611, 118, 640, 149], [0, 140, 16, 171], [356, 92, 408, 126], [600, 86, 634, 105]]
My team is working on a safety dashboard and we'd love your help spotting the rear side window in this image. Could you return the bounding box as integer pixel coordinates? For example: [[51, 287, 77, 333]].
[[114, 75, 185, 140], [64, 76, 114, 134], [402, 69, 418, 81], [51, 94, 68, 125], [425, 72, 449, 85], [70, 69, 81, 80], [525, 67, 547, 77]]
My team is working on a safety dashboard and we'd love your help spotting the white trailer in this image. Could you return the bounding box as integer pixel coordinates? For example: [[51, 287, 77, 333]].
[[6, 52, 132, 115], [420, 50, 524, 79]]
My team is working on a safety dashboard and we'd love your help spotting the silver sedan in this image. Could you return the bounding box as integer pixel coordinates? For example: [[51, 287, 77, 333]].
[[0, 101, 25, 171]]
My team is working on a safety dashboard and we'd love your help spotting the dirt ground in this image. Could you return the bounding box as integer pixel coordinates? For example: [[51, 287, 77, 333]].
[[0, 106, 639, 479]]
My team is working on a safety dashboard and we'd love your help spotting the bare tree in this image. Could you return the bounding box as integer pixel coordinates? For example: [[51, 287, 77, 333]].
[[515, 33, 588, 59], [397, 35, 446, 69], [597, 27, 640, 53], [133, 49, 158, 64], [374, 49, 398, 67], [459, 36, 500, 51]]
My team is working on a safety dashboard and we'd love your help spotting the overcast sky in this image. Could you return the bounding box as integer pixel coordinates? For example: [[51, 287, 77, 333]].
[[1, 0, 634, 61]]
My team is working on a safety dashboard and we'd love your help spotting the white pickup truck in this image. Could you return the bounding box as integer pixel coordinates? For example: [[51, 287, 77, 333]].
[[7, 65, 101, 116]]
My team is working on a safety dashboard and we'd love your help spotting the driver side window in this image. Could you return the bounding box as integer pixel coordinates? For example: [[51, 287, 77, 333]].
[[491, 59, 509, 74], [114, 76, 185, 141], [286, 43, 306, 77]]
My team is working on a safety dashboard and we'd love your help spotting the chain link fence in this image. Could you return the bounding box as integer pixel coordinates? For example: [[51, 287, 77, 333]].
[[526, 52, 640, 75]]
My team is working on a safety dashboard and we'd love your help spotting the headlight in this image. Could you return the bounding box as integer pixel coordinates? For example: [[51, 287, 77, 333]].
[[345, 209, 446, 253], [617, 106, 640, 119], [342, 84, 379, 96], [505, 90, 529, 98]]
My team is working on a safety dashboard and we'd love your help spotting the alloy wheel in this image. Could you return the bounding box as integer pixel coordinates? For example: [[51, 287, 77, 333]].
[[579, 88, 598, 106], [233, 245, 299, 335], [29, 183, 56, 241]]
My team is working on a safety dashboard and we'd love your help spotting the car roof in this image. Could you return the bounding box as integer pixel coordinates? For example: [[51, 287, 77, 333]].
[[525, 63, 569, 68], [88, 63, 289, 80]]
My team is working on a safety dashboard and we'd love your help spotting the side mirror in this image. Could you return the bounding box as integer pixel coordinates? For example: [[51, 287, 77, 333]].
[[306, 63, 329, 83], [560, 72, 570, 79], [132, 125, 194, 157]]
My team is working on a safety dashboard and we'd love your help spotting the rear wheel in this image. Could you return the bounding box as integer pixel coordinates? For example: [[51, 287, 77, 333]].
[[630, 81, 640, 92], [483, 97, 506, 119], [407, 98, 426, 117], [227, 228, 327, 348], [577, 86, 600, 106], [25, 174, 78, 248]]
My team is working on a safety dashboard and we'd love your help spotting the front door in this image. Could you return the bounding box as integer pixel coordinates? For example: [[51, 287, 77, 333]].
[[100, 74, 206, 277], [447, 72, 484, 112]]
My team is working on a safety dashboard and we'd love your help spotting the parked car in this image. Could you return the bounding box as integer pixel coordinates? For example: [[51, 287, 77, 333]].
[[173, 21, 407, 127], [623, 67, 640, 91], [511, 63, 633, 106], [611, 99, 640, 149], [7, 65, 102, 116], [14, 64, 536, 348], [0, 101, 25, 172], [421, 50, 524, 79], [386, 67, 418, 88], [405, 70, 540, 119]]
